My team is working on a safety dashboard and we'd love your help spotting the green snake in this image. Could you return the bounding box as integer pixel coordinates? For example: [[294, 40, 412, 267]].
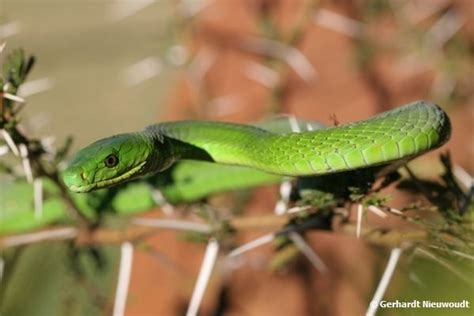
[[63, 101, 451, 193]]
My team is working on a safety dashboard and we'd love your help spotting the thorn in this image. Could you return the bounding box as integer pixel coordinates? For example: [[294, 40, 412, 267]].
[[188, 48, 216, 81], [414, 248, 470, 281], [18, 77, 55, 97], [397, 0, 448, 24], [0, 257, 4, 285], [179, 0, 214, 17], [122, 57, 162, 86], [0, 21, 21, 38], [288, 115, 301, 133], [274, 180, 292, 215], [0, 41, 6, 53], [1, 92, 25, 103], [26, 112, 53, 132], [0, 145, 9, 157], [2, 82, 11, 92], [366, 248, 402, 316], [207, 95, 241, 117], [287, 205, 312, 214], [428, 8, 465, 49], [389, 207, 403, 215], [367, 205, 387, 218], [150, 188, 174, 215], [288, 232, 328, 273], [356, 203, 363, 238], [408, 271, 425, 288], [428, 245, 474, 261], [167, 45, 189, 66], [286, 49, 318, 82], [107, 0, 155, 22], [113, 242, 134, 316], [313, 9, 364, 38], [274, 117, 300, 216], [186, 239, 219, 316], [18, 144, 33, 183], [243, 61, 279, 88], [34, 178, 43, 220], [227, 233, 275, 258], [40, 136, 57, 155], [430, 73, 456, 102], [452, 164, 473, 193], [240, 36, 317, 82]]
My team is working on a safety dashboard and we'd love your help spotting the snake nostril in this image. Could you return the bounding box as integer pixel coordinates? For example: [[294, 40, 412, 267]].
[[80, 172, 86, 181]]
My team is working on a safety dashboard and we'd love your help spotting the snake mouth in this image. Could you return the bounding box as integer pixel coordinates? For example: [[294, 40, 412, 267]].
[[67, 161, 147, 193]]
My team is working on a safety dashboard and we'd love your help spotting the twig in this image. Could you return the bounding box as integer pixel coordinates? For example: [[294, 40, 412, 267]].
[[113, 242, 134, 316], [186, 239, 219, 316], [0, 216, 434, 251], [59, 178, 92, 225], [0, 227, 78, 248], [131, 218, 212, 233], [0, 214, 292, 249], [366, 248, 402, 316]]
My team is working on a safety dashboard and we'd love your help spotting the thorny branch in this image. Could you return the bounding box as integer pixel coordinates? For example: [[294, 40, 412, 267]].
[[0, 212, 430, 250], [1, 49, 91, 227]]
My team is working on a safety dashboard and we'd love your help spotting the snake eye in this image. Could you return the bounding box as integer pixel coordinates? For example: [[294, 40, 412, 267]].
[[104, 154, 119, 168]]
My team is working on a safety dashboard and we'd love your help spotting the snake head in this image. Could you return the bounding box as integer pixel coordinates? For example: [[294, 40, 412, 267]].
[[62, 133, 154, 193]]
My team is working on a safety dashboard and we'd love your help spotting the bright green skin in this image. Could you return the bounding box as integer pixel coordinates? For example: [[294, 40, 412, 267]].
[[63, 101, 451, 193], [153, 119, 325, 203]]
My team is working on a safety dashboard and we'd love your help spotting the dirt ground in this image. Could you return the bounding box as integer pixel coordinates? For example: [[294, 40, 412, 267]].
[[124, 1, 473, 315]]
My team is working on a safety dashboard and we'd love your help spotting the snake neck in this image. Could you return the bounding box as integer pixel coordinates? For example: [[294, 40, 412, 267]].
[[145, 121, 273, 168], [141, 129, 176, 174]]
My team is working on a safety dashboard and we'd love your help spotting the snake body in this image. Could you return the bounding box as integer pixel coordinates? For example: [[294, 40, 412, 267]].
[[63, 101, 451, 193]]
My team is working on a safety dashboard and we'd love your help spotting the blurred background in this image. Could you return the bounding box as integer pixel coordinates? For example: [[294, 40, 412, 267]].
[[0, 0, 473, 315]]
